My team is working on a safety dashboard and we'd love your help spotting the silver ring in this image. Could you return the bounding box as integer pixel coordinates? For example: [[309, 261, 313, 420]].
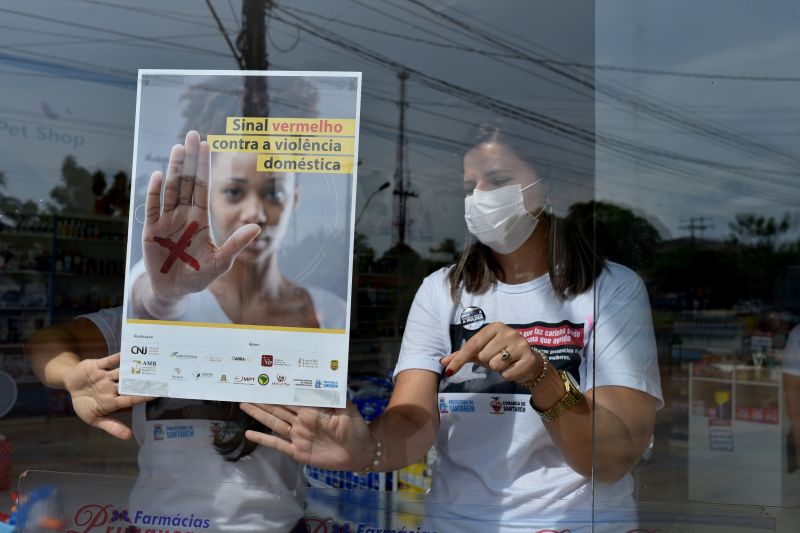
[[500, 349, 511, 361]]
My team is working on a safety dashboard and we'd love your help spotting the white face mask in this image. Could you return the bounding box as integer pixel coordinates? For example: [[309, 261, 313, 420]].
[[464, 181, 542, 254]]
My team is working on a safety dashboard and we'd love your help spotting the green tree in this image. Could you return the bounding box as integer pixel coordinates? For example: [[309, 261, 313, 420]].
[[728, 212, 796, 250], [428, 238, 460, 262], [567, 201, 662, 270], [48, 155, 95, 214], [354, 231, 376, 272]]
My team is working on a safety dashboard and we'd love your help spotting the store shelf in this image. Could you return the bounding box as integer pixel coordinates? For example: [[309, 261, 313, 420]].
[[1, 213, 125, 409], [736, 380, 779, 387], [56, 236, 126, 244], [688, 362, 799, 507], [0, 231, 52, 240], [0, 270, 50, 276], [690, 377, 731, 384]]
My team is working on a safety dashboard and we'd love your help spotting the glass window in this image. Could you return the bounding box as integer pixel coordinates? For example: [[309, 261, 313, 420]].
[[1, 2, 797, 532]]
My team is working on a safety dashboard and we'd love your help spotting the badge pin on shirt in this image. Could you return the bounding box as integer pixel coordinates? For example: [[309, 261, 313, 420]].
[[460, 306, 486, 331]]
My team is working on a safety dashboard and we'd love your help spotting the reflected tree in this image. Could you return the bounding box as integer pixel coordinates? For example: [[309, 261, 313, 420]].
[[49, 156, 129, 216], [428, 238, 460, 264], [0, 170, 37, 229], [567, 200, 661, 270], [646, 211, 800, 311], [49, 155, 95, 214], [728, 212, 797, 251]]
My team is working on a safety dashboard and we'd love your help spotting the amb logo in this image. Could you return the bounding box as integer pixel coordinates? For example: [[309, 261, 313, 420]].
[[258, 374, 270, 386]]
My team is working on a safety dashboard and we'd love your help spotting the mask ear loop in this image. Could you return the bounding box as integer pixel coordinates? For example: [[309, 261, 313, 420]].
[[519, 177, 543, 193], [520, 178, 548, 217]]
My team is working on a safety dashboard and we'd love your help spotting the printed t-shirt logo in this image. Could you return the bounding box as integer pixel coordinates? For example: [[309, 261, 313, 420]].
[[153, 423, 195, 440], [516, 321, 584, 350], [439, 399, 476, 413], [490, 397, 503, 414], [445, 319, 584, 394]]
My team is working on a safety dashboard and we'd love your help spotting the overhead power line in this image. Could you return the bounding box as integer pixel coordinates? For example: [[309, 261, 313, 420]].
[[403, 0, 800, 170], [205, 0, 244, 68], [0, 6, 231, 59], [269, 7, 799, 205], [271, 8, 798, 189]]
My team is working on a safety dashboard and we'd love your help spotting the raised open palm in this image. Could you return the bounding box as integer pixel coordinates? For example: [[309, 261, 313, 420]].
[[142, 131, 260, 301], [240, 401, 374, 471], [63, 353, 150, 440]]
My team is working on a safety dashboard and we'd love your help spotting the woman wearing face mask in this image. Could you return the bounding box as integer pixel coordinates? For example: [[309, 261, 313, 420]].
[[241, 120, 663, 532]]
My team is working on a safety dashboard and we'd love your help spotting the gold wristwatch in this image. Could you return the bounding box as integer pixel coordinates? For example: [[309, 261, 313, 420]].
[[531, 370, 583, 422]]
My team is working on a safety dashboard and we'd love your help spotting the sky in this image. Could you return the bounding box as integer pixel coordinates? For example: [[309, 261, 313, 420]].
[[1, 0, 798, 255]]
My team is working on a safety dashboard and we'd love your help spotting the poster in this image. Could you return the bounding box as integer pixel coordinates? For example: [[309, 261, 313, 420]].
[[119, 70, 361, 407]]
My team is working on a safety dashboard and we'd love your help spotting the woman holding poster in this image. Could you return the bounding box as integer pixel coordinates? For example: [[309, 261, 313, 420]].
[[26, 305, 309, 532], [243, 119, 663, 532], [129, 130, 345, 329]]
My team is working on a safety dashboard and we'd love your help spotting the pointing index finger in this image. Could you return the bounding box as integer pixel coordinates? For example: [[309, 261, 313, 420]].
[[444, 325, 498, 377]]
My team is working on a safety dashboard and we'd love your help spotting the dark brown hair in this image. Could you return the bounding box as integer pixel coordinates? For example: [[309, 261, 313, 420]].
[[211, 402, 270, 461], [449, 119, 605, 301]]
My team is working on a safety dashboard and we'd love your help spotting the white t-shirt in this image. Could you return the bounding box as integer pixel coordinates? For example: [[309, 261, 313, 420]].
[[128, 259, 346, 329], [84, 308, 307, 532], [782, 324, 800, 377], [393, 262, 663, 532]]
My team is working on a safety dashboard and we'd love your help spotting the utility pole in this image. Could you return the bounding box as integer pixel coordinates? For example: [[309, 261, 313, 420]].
[[238, 0, 270, 115], [680, 216, 714, 241], [393, 70, 416, 246]]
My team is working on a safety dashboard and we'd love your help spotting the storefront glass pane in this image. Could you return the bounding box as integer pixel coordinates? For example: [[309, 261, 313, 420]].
[[596, 1, 800, 531], [0, 1, 797, 532]]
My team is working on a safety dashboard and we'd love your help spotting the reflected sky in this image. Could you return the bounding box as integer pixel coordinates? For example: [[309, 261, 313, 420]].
[[0, 0, 798, 255]]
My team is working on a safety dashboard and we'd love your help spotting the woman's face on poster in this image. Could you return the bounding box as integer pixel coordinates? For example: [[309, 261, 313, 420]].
[[209, 152, 297, 263]]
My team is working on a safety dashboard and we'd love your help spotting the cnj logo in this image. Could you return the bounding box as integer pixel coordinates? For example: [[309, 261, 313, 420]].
[[130, 346, 148, 355]]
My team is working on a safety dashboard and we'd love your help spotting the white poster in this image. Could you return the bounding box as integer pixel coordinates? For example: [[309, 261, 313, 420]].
[[119, 70, 361, 407]]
